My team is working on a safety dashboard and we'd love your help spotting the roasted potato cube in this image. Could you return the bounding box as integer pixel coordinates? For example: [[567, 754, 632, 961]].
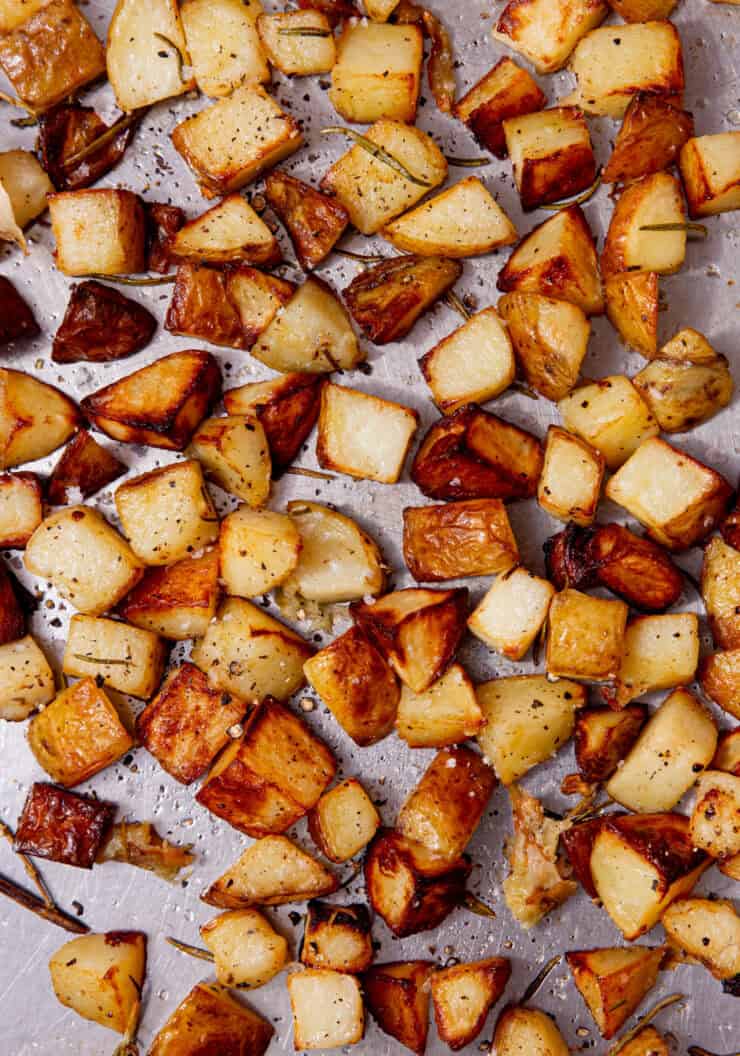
[[497, 205, 604, 316], [170, 195, 280, 268], [689, 770, 740, 859], [25, 506, 143, 615], [200, 909, 289, 988], [14, 783, 114, 869], [343, 254, 461, 344], [607, 612, 699, 708], [567, 21, 684, 117], [203, 834, 337, 908], [288, 969, 364, 1050], [115, 460, 218, 566], [224, 373, 324, 475], [365, 0, 400, 18], [180, 0, 269, 98], [0, 635, 54, 720], [308, 778, 380, 862], [547, 589, 628, 682], [117, 548, 219, 639], [589, 812, 709, 939], [196, 697, 335, 836], [396, 663, 484, 748], [304, 627, 399, 747], [0, 0, 105, 111], [575, 704, 647, 782], [714, 729, 740, 776], [493, 1006, 569, 1055], [258, 10, 335, 75], [0, 472, 41, 548], [0, 0, 48, 33], [492, 0, 607, 74], [559, 375, 658, 469], [219, 507, 300, 598], [193, 597, 312, 702], [148, 982, 272, 1056], [403, 499, 518, 582], [605, 271, 659, 359], [680, 131, 740, 218], [498, 294, 590, 402], [171, 84, 303, 197], [62, 614, 166, 700], [477, 675, 587, 785], [189, 415, 270, 506], [330, 21, 422, 123], [601, 172, 687, 278], [49, 931, 145, 1035], [699, 648, 740, 719], [107, 0, 194, 110], [363, 961, 434, 1056], [0, 275, 38, 344], [566, 946, 665, 1040], [603, 93, 694, 184], [48, 430, 126, 506], [702, 536, 740, 649], [0, 149, 53, 245], [48, 189, 145, 276], [317, 383, 417, 484], [454, 57, 545, 159], [431, 958, 511, 1052], [537, 427, 604, 525], [605, 437, 732, 551], [0, 368, 80, 469], [137, 662, 244, 784], [420, 308, 515, 413], [397, 747, 496, 865], [300, 901, 373, 973], [265, 172, 348, 271], [664, 898, 740, 989], [503, 107, 596, 211], [28, 676, 134, 787], [321, 119, 447, 236], [468, 568, 554, 661]]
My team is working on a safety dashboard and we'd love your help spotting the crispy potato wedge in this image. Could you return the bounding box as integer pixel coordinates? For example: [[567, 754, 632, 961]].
[[575, 704, 647, 782], [493, 1006, 569, 1055], [566, 946, 666, 1039], [396, 663, 484, 748], [148, 983, 272, 1056], [257, 10, 336, 76], [0, 471, 42, 548], [180, 0, 269, 98], [662, 897, 740, 983], [62, 614, 167, 700], [420, 308, 515, 413], [170, 195, 280, 267], [107, 0, 193, 110], [605, 271, 659, 359], [537, 426, 604, 525], [559, 375, 658, 469], [492, 0, 608, 74], [699, 648, 740, 719], [702, 535, 740, 650], [454, 56, 545, 159], [690, 770, 740, 860], [504, 106, 597, 211], [117, 548, 219, 639], [202, 835, 337, 908], [201, 908, 289, 989], [0, 635, 55, 720], [49, 931, 145, 1036], [47, 430, 126, 505], [15, 783, 115, 869], [300, 902, 372, 974], [308, 779, 381, 863], [606, 612, 699, 709], [403, 499, 518, 582], [603, 93, 694, 184], [468, 567, 554, 661], [224, 374, 324, 476], [1, 368, 80, 470], [363, 960, 433, 1055], [601, 172, 687, 278], [219, 507, 300, 598], [680, 131, 740, 218], [189, 415, 270, 506], [330, 21, 423, 123], [48, 189, 146, 276], [288, 969, 364, 1050], [317, 383, 418, 484], [264, 172, 348, 271], [499, 294, 590, 401], [431, 958, 511, 1052], [546, 588, 628, 682], [0, 275, 38, 344]]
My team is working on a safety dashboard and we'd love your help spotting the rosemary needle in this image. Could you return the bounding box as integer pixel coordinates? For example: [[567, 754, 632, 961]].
[[322, 128, 433, 188]]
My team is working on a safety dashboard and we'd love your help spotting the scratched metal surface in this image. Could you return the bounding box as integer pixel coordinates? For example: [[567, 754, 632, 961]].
[[1, 1, 739, 1053]]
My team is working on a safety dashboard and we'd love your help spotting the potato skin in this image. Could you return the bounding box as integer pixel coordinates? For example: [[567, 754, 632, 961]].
[[575, 705, 647, 782], [403, 499, 518, 582], [47, 429, 126, 505], [699, 648, 740, 719], [603, 93, 694, 184], [0, 276, 39, 345], [453, 56, 546, 159], [363, 961, 433, 1056], [604, 270, 658, 359], [264, 171, 348, 271], [117, 548, 220, 640], [14, 782, 115, 868], [0, 562, 26, 644], [37, 102, 140, 192], [52, 281, 157, 363]]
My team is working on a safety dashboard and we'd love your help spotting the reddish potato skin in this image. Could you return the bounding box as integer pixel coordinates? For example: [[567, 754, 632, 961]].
[[52, 281, 157, 363], [145, 202, 186, 274], [47, 429, 126, 505], [0, 563, 27, 645], [721, 497, 740, 552], [14, 782, 115, 868], [37, 103, 141, 191], [0, 277, 39, 345]]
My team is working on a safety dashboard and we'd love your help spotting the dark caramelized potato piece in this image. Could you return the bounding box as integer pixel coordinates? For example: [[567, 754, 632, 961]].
[[575, 704, 648, 783], [403, 498, 519, 581], [117, 549, 220, 641], [603, 94, 694, 185], [300, 901, 373, 973], [544, 523, 600, 591], [47, 429, 126, 505], [363, 960, 434, 1055], [454, 56, 546, 159], [14, 782, 114, 868], [722, 496, 740, 552], [145, 202, 186, 274], [52, 280, 156, 364], [0, 563, 26, 645], [343, 255, 462, 345], [265, 171, 349, 271], [37, 103, 141, 191], [561, 814, 625, 899], [0, 276, 39, 345]]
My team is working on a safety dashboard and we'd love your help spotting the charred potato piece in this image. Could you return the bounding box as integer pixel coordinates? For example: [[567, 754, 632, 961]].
[[546, 588, 628, 682], [1, 368, 80, 470], [605, 271, 659, 359], [48, 189, 146, 276], [575, 705, 647, 782], [493, 1006, 569, 1055], [219, 507, 300, 598], [189, 415, 271, 506], [537, 427, 604, 525], [566, 946, 666, 1040], [607, 612, 699, 709], [702, 535, 740, 650], [117, 548, 219, 640], [0, 471, 42, 548], [180, 0, 269, 98], [468, 567, 554, 661], [454, 56, 545, 159], [396, 663, 484, 749], [49, 931, 146, 1036], [300, 901, 373, 973], [308, 778, 381, 863], [498, 293, 590, 401], [662, 897, 740, 984], [689, 770, 740, 859], [492, 0, 608, 74], [203, 835, 337, 909], [257, 10, 336, 76], [699, 648, 740, 719], [363, 960, 433, 1055], [504, 107, 596, 211], [402, 499, 519, 582], [288, 969, 364, 1050], [601, 172, 687, 278], [14, 783, 115, 869], [170, 195, 280, 268], [62, 613, 167, 700], [145, 200, 185, 274], [317, 383, 417, 484], [330, 21, 423, 123], [0, 635, 54, 719], [148, 982, 272, 1056], [0, 568, 28, 649], [107, 0, 194, 110], [264, 171, 348, 271], [431, 958, 511, 1052], [0, 275, 38, 344], [680, 131, 740, 218], [47, 430, 126, 506], [200, 908, 289, 989], [420, 308, 515, 413], [603, 93, 694, 184], [559, 375, 658, 469]]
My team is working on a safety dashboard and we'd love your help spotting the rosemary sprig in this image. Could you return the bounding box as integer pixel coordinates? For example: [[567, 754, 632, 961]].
[[541, 169, 602, 212], [62, 109, 147, 170], [0, 819, 54, 908], [510, 380, 540, 401], [279, 26, 332, 36], [445, 156, 491, 168], [445, 289, 470, 321], [322, 127, 433, 188], [0, 874, 89, 934], [166, 936, 214, 963], [335, 248, 388, 264], [0, 89, 36, 116], [521, 955, 561, 1004], [607, 993, 685, 1056], [73, 653, 132, 666], [85, 273, 176, 286], [11, 114, 37, 128], [639, 222, 708, 239], [286, 466, 336, 481], [463, 892, 496, 918]]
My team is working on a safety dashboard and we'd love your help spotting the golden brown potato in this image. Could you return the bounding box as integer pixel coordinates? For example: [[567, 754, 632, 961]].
[[317, 383, 418, 484], [180, 0, 268, 98], [601, 172, 687, 278], [189, 415, 270, 506], [0, 635, 55, 720], [308, 778, 381, 863], [1, 368, 80, 470], [200, 909, 288, 989], [469, 568, 554, 661], [49, 931, 145, 1035], [605, 271, 659, 359], [608, 0, 677, 17], [431, 958, 511, 1052], [107, 0, 194, 110], [202, 835, 337, 909], [702, 535, 740, 649], [330, 21, 423, 123], [603, 93, 694, 184], [546, 588, 628, 682], [14, 782, 115, 869], [403, 499, 518, 582], [47, 430, 126, 505], [558, 375, 659, 469], [396, 663, 484, 748], [537, 426, 604, 525], [714, 728, 740, 776], [420, 308, 515, 413], [287, 969, 364, 1050], [0, 471, 42, 548], [257, 10, 336, 76], [566, 946, 665, 1039], [62, 614, 167, 700], [148, 983, 273, 1056], [493, 1005, 570, 1055], [454, 56, 546, 158], [117, 547, 219, 640], [699, 648, 740, 719], [170, 195, 280, 268], [0, 149, 53, 251], [498, 294, 590, 401], [219, 507, 299, 599], [662, 897, 740, 984], [363, 961, 433, 1056], [575, 705, 647, 782], [504, 107, 597, 211], [680, 131, 740, 218], [492, 0, 608, 74], [606, 612, 700, 709], [300, 901, 373, 973], [689, 770, 740, 860], [264, 171, 348, 271]]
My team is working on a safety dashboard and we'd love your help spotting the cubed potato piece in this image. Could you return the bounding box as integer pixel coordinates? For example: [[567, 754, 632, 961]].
[[200, 909, 289, 988], [498, 294, 590, 402], [330, 21, 423, 123], [575, 704, 647, 782], [0, 635, 54, 721], [468, 568, 555, 661], [689, 770, 740, 859], [396, 663, 484, 748], [365, 0, 400, 18], [384, 176, 517, 257], [107, 0, 194, 111], [171, 195, 280, 267], [252, 277, 362, 374], [431, 958, 511, 1052], [0, 562, 25, 647], [702, 536, 740, 649], [25, 506, 143, 615], [62, 614, 167, 700], [0, 150, 53, 239], [537, 427, 604, 526], [600, 172, 686, 278], [566, 946, 665, 1040], [0, 472, 42, 548], [264, 172, 348, 272], [699, 648, 740, 719], [300, 902, 373, 973], [396, 747, 496, 865], [0, 0, 105, 112], [49, 931, 145, 1035], [308, 779, 380, 862], [288, 969, 364, 1050], [663, 898, 740, 985], [714, 729, 740, 776], [559, 376, 659, 469], [403, 499, 519, 582], [81, 350, 221, 451], [608, 0, 677, 17], [219, 507, 300, 598], [503, 107, 596, 211], [590, 812, 709, 939], [258, 10, 335, 75], [493, 1006, 570, 1056], [0, 275, 38, 343], [363, 961, 434, 1055], [0, 368, 80, 469], [180, 0, 269, 98], [492, 0, 607, 74], [48, 189, 145, 276], [605, 271, 659, 359], [304, 627, 399, 747], [317, 383, 418, 485], [171, 84, 303, 197], [321, 119, 447, 236], [117, 548, 219, 640], [0, 0, 48, 33], [420, 308, 515, 413], [283, 500, 384, 604], [607, 613, 699, 708], [48, 430, 126, 505], [14, 782, 115, 869], [197, 696, 335, 836], [567, 21, 684, 117], [224, 373, 324, 475], [454, 57, 545, 159], [497, 205, 604, 316], [680, 132, 740, 218], [605, 437, 732, 550], [477, 675, 587, 785], [547, 589, 628, 682], [149, 983, 272, 1056], [606, 689, 717, 812], [28, 677, 134, 787], [603, 93, 694, 185], [115, 460, 219, 566], [189, 416, 270, 506], [203, 835, 337, 908]]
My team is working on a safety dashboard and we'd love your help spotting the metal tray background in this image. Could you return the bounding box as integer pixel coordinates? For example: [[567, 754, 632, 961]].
[[1, 2, 739, 1052]]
